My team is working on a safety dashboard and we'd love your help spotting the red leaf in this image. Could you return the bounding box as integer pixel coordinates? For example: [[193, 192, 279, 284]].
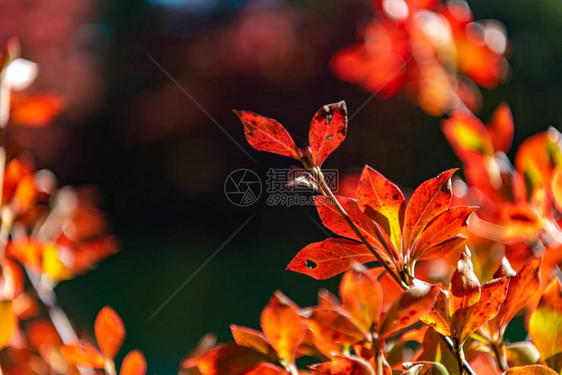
[[340, 265, 383, 332], [286, 239, 375, 280], [60, 341, 105, 368], [442, 111, 493, 162], [234, 110, 299, 159], [309, 102, 348, 166], [309, 355, 375, 375], [449, 251, 481, 317], [487, 102, 514, 153], [420, 289, 451, 336], [315, 195, 396, 262], [489, 257, 542, 336], [181, 344, 269, 375], [260, 292, 305, 364], [306, 309, 366, 346], [403, 170, 457, 251], [417, 236, 466, 261], [412, 206, 476, 261], [243, 363, 286, 375], [379, 283, 440, 338], [95, 306, 125, 359], [120, 350, 147, 375], [356, 165, 405, 249]]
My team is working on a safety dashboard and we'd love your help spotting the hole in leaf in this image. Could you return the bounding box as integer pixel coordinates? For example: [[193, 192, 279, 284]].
[[306, 259, 317, 269]]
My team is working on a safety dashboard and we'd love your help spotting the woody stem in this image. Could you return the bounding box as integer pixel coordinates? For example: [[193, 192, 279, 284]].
[[439, 334, 476, 375]]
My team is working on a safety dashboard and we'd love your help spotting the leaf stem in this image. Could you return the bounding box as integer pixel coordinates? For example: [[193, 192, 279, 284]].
[[312, 167, 407, 289], [439, 334, 476, 375]]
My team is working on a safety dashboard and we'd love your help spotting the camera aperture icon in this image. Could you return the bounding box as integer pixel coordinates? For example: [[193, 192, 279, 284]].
[[224, 169, 262, 207]]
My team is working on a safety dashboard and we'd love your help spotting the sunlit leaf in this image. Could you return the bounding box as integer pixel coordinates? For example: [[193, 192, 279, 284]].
[[402, 361, 449, 375], [529, 279, 562, 360], [552, 167, 562, 212], [379, 283, 440, 338], [260, 292, 305, 364], [60, 341, 105, 368], [230, 325, 274, 357], [357, 165, 405, 250], [309, 355, 375, 375], [442, 112, 493, 161], [181, 343, 269, 375], [449, 251, 481, 316], [95, 306, 125, 359], [286, 238, 375, 280], [502, 365, 558, 375], [340, 265, 383, 332], [412, 207, 476, 260], [0, 300, 15, 349], [244, 363, 286, 375], [420, 289, 451, 336], [234, 110, 300, 159], [403, 169, 456, 251], [487, 103, 514, 154], [309, 102, 348, 167], [306, 309, 366, 346], [120, 350, 147, 375]]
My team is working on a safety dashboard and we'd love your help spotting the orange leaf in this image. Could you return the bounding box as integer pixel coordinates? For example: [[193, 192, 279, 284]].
[[234, 110, 299, 159], [60, 341, 105, 368], [10, 92, 63, 127], [487, 103, 514, 154], [449, 251, 481, 317], [442, 111, 493, 162], [308, 102, 348, 167], [286, 239, 375, 280], [552, 167, 562, 212], [260, 292, 305, 364], [379, 283, 440, 338], [417, 236, 466, 261], [489, 257, 542, 336], [306, 309, 366, 346], [230, 325, 274, 357], [244, 363, 286, 375], [340, 265, 383, 332], [529, 279, 562, 360], [94, 306, 125, 359], [0, 300, 15, 349], [315, 195, 396, 262], [420, 289, 451, 336], [181, 343, 269, 375], [455, 276, 509, 342], [403, 169, 456, 251], [356, 165, 405, 250], [120, 350, 147, 375], [502, 365, 558, 374], [412, 206, 476, 260], [309, 355, 375, 374]]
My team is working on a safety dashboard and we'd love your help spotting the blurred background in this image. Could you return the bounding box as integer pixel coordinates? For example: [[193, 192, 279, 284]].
[[1, 0, 561, 372]]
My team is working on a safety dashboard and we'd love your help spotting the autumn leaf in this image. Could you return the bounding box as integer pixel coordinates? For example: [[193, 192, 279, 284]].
[[314, 195, 396, 261], [411, 206, 476, 261], [234, 110, 300, 159], [305, 309, 366, 346], [442, 111, 493, 161], [309, 101, 348, 167], [420, 289, 451, 336], [230, 325, 274, 357], [181, 343, 270, 375], [95, 306, 125, 359], [402, 361, 449, 375], [244, 363, 286, 375], [309, 355, 375, 375], [449, 251, 481, 317], [379, 282, 440, 338], [60, 340, 105, 368], [340, 264, 383, 332], [356, 165, 405, 250], [502, 365, 558, 375], [552, 167, 562, 212], [403, 169, 457, 251], [120, 350, 147, 375], [286, 238, 375, 280], [487, 103, 514, 154], [529, 279, 562, 360], [260, 292, 306, 365], [488, 257, 542, 337], [0, 300, 15, 349]]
